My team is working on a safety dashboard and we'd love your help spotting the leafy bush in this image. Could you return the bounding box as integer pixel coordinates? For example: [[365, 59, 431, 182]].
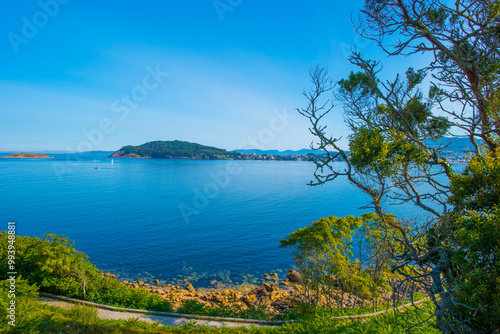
[[280, 213, 398, 312], [450, 208, 500, 332], [0, 232, 172, 313], [176, 300, 270, 320], [278, 300, 440, 334], [65, 304, 99, 325], [449, 148, 500, 211], [0, 277, 39, 332]]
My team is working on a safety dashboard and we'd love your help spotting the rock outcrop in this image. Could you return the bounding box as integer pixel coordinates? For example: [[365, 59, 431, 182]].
[[286, 269, 302, 283]]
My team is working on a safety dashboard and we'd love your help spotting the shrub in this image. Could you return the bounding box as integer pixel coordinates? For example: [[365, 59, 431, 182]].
[[0, 232, 172, 313]]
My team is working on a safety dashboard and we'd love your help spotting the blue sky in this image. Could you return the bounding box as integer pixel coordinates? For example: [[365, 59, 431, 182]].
[[0, 0, 424, 152]]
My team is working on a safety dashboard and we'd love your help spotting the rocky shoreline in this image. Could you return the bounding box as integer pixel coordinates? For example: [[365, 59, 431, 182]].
[[105, 269, 370, 316], [113, 270, 305, 315]]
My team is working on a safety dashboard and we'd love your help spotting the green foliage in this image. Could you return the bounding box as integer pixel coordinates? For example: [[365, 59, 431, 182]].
[[0, 233, 98, 299], [338, 71, 375, 96], [3, 299, 269, 333], [423, 148, 500, 333], [97, 281, 173, 312], [280, 215, 360, 310], [177, 300, 270, 320], [445, 150, 500, 332], [425, 7, 449, 27], [278, 300, 440, 334], [280, 215, 361, 257], [449, 148, 500, 211], [300, 1, 500, 332], [349, 128, 392, 177], [0, 277, 39, 332], [382, 94, 449, 140], [120, 140, 241, 159], [65, 304, 99, 325], [405, 67, 426, 90], [488, 89, 500, 125], [2, 294, 439, 333], [338, 66, 450, 143], [0, 265, 437, 333], [348, 128, 429, 178], [0, 232, 173, 314], [450, 207, 500, 332], [280, 214, 397, 312]]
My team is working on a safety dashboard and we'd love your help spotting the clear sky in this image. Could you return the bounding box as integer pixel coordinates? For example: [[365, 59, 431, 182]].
[[0, 0, 420, 152]]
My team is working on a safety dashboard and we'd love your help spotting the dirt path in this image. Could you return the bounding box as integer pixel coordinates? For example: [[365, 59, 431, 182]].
[[38, 292, 431, 328], [38, 294, 272, 328]]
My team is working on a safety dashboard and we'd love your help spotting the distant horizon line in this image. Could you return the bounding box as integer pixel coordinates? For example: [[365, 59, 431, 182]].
[[0, 136, 467, 155], [0, 148, 321, 154]]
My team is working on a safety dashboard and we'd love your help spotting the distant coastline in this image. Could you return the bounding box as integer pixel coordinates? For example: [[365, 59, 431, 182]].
[[2, 137, 475, 162], [2, 153, 53, 159], [110, 140, 323, 161], [110, 140, 241, 160]]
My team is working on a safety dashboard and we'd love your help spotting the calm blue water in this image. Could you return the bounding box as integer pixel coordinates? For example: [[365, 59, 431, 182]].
[[0, 155, 428, 286]]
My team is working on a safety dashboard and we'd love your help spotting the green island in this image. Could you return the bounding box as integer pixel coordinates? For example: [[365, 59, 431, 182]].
[[2, 153, 53, 159], [110, 138, 477, 162], [110, 140, 316, 161], [110, 141, 242, 160]]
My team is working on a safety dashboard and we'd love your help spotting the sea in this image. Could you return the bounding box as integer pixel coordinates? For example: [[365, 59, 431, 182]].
[[0, 153, 433, 287]]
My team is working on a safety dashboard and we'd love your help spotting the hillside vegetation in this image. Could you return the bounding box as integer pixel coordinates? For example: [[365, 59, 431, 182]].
[[110, 141, 242, 159], [0, 232, 439, 333]]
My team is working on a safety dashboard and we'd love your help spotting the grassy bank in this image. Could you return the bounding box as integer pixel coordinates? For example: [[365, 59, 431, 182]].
[[0, 232, 440, 332], [2, 283, 439, 333]]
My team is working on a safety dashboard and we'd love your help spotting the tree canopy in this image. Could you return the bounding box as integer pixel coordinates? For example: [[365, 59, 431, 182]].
[[295, 0, 500, 332]]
